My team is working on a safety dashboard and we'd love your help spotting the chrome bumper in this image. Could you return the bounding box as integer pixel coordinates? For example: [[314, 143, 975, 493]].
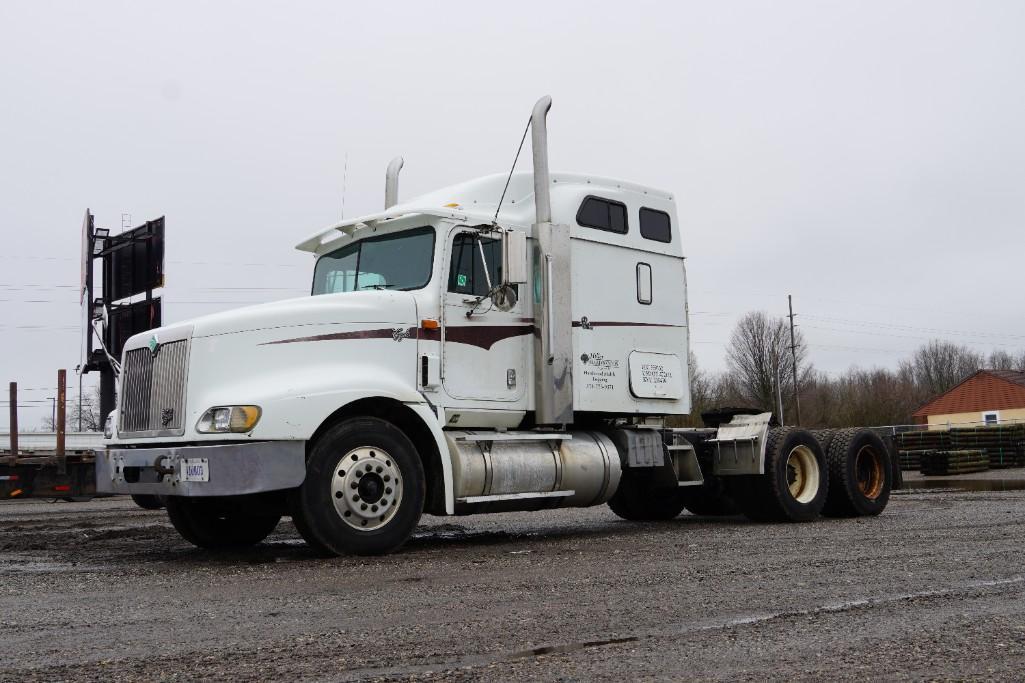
[[96, 441, 306, 496]]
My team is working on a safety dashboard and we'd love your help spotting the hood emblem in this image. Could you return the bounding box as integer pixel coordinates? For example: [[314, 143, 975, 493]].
[[392, 327, 411, 342], [148, 334, 160, 356]]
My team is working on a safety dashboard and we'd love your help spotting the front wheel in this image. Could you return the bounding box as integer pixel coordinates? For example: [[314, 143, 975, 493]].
[[165, 497, 280, 549], [294, 417, 425, 556], [130, 494, 165, 510]]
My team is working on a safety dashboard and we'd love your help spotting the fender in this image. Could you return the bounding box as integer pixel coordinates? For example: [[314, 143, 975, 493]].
[[405, 402, 456, 515]]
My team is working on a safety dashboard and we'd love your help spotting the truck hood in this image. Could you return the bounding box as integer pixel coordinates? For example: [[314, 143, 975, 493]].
[[149, 291, 418, 341]]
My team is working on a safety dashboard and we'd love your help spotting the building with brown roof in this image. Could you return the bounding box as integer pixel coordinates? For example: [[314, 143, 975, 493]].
[[913, 370, 1025, 428]]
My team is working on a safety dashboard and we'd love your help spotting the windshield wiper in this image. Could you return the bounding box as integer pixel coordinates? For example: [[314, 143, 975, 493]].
[[359, 283, 396, 290]]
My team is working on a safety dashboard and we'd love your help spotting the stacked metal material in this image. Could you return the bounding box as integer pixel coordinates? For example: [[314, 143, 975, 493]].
[[950, 424, 1025, 469], [920, 449, 989, 476]]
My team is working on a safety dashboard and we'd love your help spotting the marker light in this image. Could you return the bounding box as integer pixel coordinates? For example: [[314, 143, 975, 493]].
[[197, 405, 262, 433]]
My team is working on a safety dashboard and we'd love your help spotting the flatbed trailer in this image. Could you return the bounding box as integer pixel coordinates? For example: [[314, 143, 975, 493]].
[[0, 450, 97, 500]]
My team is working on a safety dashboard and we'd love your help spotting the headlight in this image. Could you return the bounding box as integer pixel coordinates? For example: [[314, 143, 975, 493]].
[[103, 412, 115, 439], [197, 405, 262, 433]]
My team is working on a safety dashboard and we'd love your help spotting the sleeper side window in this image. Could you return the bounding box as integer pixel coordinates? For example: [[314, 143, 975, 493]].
[[448, 233, 506, 297], [639, 207, 672, 243], [576, 196, 629, 234]]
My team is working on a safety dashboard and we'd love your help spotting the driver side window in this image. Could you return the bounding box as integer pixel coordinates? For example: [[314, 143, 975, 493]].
[[448, 233, 504, 296]]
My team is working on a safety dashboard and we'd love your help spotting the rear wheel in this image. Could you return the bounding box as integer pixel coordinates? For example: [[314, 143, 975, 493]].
[[822, 428, 892, 517], [608, 472, 687, 521], [737, 427, 828, 523], [165, 497, 281, 549], [295, 417, 425, 556]]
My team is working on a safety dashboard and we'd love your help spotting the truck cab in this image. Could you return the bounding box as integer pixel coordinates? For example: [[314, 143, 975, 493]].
[[99, 97, 884, 555]]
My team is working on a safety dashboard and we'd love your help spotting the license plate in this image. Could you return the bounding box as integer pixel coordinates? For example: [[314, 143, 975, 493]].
[[180, 458, 209, 482]]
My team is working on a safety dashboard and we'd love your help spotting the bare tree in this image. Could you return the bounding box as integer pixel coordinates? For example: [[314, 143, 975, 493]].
[[988, 349, 1016, 371], [725, 311, 810, 417], [903, 340, 983, 398], [37, 385, 102, 432]]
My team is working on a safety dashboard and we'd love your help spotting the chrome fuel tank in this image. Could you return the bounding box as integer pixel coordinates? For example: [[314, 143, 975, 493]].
[[444, 431, 622, 514]]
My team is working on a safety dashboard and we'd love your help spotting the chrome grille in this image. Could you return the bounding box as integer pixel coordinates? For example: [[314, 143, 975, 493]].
[[119, 339, 189, 435]]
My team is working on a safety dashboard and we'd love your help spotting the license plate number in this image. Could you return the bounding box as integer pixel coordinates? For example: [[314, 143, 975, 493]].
[[181, 458, 209, 482]]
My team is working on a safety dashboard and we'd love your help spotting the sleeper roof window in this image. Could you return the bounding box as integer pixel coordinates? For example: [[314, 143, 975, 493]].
[[639, 207, 672, 243], [576, 196, 628, 234]]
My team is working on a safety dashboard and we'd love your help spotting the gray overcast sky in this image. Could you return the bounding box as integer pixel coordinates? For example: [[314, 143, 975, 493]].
[[2, 1, 1024, 429]]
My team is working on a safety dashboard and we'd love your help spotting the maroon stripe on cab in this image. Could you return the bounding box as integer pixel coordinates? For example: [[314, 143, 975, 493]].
[[261, 327, 415, 345], [440, 325, 534, 350], [263, 320, 679, 348], [572, 320, 684, 328]]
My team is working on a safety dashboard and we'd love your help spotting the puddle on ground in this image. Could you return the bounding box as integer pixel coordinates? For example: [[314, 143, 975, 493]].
[[509, 636, 640, 659], [902, 479, 1025, 492]]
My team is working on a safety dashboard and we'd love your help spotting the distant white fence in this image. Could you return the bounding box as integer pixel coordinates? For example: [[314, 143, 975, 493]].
[[1, 431, 105, 452]]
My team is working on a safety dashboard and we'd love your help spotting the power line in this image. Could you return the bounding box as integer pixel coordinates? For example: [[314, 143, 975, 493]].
[[802, 324, 1023, 349], [801, 314, 1025, 342]]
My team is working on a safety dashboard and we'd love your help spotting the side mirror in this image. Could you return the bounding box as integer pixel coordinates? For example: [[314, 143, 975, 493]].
[[501, 230, 528, 285]]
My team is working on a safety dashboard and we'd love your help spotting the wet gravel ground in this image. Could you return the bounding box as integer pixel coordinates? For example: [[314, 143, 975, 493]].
[[2, 478, 1025, 682]]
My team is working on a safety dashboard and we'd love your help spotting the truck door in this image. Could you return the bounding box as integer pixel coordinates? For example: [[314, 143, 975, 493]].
[[441, 227, 528, 402]]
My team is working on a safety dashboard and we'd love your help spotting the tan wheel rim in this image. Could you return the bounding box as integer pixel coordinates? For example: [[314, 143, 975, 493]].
[[785, 445, 820, 504], [854, 445, 885, 500]]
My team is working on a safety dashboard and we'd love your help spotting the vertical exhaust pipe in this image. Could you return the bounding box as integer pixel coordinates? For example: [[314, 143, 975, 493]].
[[531, 96, 553, 225], [530, 95, 573, 426], [385, 156, 404, 209]]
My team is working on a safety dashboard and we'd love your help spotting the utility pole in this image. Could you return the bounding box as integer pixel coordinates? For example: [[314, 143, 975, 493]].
[[775, 362, 785, 426], [788, 294, 802, 426], [76, 365, 82, 432], [9, 382, 18, 455], [56, 369, 66, 457]]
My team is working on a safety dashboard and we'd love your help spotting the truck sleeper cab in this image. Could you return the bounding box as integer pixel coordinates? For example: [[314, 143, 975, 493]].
[[98, 97, 893, 555]]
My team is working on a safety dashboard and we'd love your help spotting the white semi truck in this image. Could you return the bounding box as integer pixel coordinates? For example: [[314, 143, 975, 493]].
[[98, 97, 893, 555]]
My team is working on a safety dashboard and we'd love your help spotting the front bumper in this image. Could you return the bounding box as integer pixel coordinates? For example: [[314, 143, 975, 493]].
[[96, 441, 306, 496]]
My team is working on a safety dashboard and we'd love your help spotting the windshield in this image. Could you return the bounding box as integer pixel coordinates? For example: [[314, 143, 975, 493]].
[[312, 227, 436, 295]]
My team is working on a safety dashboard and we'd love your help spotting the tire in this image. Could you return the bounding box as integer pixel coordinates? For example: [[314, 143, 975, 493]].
[[295, 417, 425, 556], [736, 427, 828, 523], [680, 480, 739, 516], [821, 428, 892, 517], [130, 494, 165, 510], [287, 490, 334, 557], [811, 429, 837, 454], [608, 472, 687, 521], [165, 497, 281, 550]]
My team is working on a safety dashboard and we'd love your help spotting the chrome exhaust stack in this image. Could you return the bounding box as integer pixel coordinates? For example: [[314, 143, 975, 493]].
[[530, 96, 574, 426], [384, 156, 404, 209], [531, 96, 553, 224]]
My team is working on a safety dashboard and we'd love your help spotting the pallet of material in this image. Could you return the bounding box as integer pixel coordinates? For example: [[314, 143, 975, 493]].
[[895, 430, 952, 452], [920, 449, 989, 476], [950, 425, 1025, 468], [898, 449, 932, 471]]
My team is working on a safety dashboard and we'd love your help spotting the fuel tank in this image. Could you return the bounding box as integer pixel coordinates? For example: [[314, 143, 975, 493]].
[[444, 430, 622, 514]]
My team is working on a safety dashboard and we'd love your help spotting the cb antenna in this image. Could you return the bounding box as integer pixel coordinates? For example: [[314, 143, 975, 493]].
[[492, 116, 532, 227]]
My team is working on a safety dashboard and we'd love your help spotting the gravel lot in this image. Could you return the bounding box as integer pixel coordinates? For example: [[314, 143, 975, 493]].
[[2, 477, 1025, 682]]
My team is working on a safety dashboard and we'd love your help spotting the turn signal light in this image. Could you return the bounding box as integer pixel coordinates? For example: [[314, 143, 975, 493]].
[[197, 405, 262, 433]]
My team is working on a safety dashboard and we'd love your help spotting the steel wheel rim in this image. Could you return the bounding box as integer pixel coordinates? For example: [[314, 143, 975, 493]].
[[330, 446, 402, 531], [785, 445, 820, 504], [854, 445, 884, 500]]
